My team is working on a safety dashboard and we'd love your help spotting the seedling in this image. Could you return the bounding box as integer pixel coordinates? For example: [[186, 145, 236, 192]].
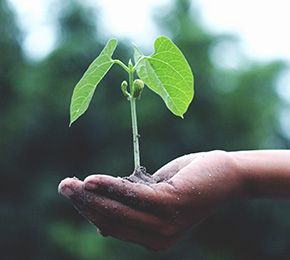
[[69, 36, 194, 173]]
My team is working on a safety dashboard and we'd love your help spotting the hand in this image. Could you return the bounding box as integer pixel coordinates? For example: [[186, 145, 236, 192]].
[[58, 150, 242, 251]]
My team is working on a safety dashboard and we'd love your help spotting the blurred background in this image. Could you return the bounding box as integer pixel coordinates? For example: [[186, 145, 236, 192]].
[[1, 0, 290, 259]]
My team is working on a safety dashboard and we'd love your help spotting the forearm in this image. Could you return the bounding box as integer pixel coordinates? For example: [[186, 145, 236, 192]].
[[229, 150, 290, 199]]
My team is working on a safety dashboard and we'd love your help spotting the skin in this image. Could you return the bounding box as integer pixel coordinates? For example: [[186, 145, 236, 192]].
[[58, 150, 290, 251]]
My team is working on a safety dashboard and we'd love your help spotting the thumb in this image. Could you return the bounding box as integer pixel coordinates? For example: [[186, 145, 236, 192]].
[[152, 154, 196, 182]]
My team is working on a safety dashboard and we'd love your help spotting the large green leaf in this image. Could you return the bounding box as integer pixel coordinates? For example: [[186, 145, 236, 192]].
[[134, 36, 194, 117], [70, 39, 118, 126]]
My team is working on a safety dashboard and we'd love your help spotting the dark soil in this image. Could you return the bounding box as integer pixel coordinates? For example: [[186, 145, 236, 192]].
[[124, 166, 157, 184]]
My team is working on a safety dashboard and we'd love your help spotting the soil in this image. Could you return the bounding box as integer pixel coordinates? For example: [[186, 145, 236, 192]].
[[124, 166, 157, 185]]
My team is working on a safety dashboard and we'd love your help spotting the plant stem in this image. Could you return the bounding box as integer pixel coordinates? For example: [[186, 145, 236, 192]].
[[128, 69, 140, 170]]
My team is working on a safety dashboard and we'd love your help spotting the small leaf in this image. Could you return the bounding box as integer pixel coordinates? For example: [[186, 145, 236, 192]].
[[70, 38, 118, 126], [135, 36, 194, 117]]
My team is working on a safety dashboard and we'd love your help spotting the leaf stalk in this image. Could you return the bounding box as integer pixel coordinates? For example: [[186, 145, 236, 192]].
[[113, 59, 130, 72]]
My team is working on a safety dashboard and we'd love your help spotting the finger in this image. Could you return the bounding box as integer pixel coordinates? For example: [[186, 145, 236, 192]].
[[68, 193, 179, 251], [59, 178, 181, 250], [59, 178, 180, 250], [74, 201, 178, 251], [99, 222, 179, 251], [58, 177, 83, 199], [83, 175, 171, 213], [80, 190, 166, 232], [60, 177, 168, 232], [169, 157, 207, 191], [152, 153, 197, 182]]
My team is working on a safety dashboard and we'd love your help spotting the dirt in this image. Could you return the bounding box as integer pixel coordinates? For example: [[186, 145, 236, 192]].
[[124, 166, 157, 184]]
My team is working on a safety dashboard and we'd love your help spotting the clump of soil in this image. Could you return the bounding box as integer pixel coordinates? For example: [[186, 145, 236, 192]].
[[124, 166, 157, 184]]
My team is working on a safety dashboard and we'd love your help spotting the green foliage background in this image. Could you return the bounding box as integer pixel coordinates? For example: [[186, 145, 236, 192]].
[[1, 0, 290, 259]]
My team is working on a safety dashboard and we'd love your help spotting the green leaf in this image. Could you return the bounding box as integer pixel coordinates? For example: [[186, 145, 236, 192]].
[[134, 36, 194, 117], [69, 38, 118, 126]]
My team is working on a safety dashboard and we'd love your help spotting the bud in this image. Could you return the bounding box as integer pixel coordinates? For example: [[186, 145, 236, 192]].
[[128, 59, 133, 70], [132, 79, 144, 98], [121, 80, 130, 98]]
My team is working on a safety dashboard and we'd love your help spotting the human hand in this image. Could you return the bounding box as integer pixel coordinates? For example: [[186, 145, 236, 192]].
[[58, 150, 241, 250]]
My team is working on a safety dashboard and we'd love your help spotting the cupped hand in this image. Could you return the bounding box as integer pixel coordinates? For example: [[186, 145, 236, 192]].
[[58, 150, 242, 251]]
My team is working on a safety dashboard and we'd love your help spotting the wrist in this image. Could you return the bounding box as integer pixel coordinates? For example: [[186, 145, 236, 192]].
[[203, 150, 247, 199], [228, 150, 290, 199]]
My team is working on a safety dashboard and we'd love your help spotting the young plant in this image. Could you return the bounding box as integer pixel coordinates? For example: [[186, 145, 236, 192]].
[[69, 36, 194, 172]]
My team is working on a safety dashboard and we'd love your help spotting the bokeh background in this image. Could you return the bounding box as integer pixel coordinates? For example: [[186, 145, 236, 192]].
[[1, 0, 290, 259]]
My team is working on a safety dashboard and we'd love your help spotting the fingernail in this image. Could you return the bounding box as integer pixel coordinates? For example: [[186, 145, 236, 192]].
[[84, 180, 97, 190]]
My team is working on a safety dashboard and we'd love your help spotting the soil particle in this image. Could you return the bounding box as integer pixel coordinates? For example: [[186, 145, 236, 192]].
[[124, 166, 157, 185]]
